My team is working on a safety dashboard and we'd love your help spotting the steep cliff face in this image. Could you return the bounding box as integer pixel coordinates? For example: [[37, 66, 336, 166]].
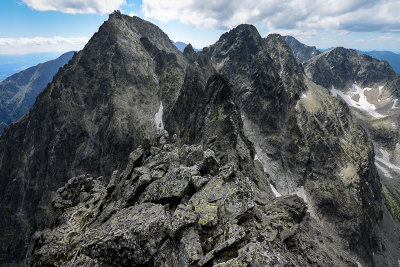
[[304, 45, 400, 266], [284, 36, 321, 63], [0, 13, 386, 266], [183, 27, 381, 263], [0, 51, 74, 133], [28, 123, 359, 266], [305, 47, 399, 92], [0, 14, 187, 265]]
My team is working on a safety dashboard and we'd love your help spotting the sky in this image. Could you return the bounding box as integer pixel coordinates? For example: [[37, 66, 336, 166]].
[[0, 0, 400, 55]]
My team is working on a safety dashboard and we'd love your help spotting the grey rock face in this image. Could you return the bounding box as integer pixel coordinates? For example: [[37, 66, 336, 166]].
[[303, 45, 400, 266], [0, 14, 187, 264], [28, 132, 359, 266], [0, 12, 387, 266], [284, 35, 321, 63], [305, 47, 399, 92], [186, 26, 381, 261]]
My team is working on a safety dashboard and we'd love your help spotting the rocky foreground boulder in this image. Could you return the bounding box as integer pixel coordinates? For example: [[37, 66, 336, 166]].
[[28, 131, 359, 266]]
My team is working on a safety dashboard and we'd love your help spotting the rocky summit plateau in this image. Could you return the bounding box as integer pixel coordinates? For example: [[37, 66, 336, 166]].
[[0, 11, 399, 267]]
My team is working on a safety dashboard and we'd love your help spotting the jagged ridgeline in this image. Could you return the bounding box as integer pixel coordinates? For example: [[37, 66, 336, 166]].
[[0, 51, 75, 134], [0, 12, 391, 266]]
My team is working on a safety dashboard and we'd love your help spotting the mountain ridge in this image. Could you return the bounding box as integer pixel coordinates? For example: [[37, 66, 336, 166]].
[[284, 35, 400, 74], [0, 13, 394, 266], [0, 51, 75, 133], [357, 50, 400, 74], [283, 35, 321, 63]]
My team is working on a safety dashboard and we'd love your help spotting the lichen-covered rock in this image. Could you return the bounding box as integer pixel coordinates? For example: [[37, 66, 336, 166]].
[[140, 166, 198, 203], [178, 227, 204, 266], [28, 134, 363, 266], [168, 204, 199, 237], [81, 203, 168, 266]]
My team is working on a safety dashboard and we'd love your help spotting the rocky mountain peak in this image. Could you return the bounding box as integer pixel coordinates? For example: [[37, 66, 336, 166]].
[[210, 24, 263, 62], [183, 43, 195, 53], [264, 34, 306, 89], [220, 24, 261, 41], [301, 42, 400, 266], [283, 35, 321, 63], [305, 46, 398, 92], [0, 13, 395, 266], [183, 43, 197, 62], [0, 12, 189, 264], [105, 13, 188, 69]]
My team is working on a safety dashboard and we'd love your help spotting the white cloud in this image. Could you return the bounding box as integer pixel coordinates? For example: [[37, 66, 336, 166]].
[[0, 36, 89, 54], [22, 0, 125, 14], [142, 0, 400, 33]]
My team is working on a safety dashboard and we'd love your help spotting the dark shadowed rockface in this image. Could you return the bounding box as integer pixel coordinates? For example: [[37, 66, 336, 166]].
[[192, 28, 382, 265], [284, 36, 321, 63], [0, 12, 393, 266], [305, 47, 400, 94], [0, 51, 74, 133], [303, 43, 400, 267], [0, 13, 187, 265], [28, 131, 359, 266]]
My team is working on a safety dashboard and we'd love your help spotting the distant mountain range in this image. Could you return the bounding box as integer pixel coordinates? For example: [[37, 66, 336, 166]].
[[283, 36, 400, 73], [173, 41, 200, 52], [0, 51, 75, 133], [0, 52, 64, 82], [356, 50, 400, 73]]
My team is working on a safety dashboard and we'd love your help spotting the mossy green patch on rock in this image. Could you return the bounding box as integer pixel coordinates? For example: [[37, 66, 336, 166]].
[[382, 184, 400, 222]]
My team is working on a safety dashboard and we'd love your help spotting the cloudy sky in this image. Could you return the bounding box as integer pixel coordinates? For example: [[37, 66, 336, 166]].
[[0, 0, 400, 54]]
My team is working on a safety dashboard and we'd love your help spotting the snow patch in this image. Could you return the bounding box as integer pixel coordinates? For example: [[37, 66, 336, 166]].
[[378, 85, 384, 95], [392, 99, 400, 109], [155, 101, 164, 130], [375, 162, 393, 178], [375, 148, 400, 175], [301, 93, 307, 99], [269, 184, 282, 197], [356, 261, 363, 267], [294, 186, 307, 203], [330, 84, 385, 118], [254, 154, 259, 161], [380, 148, 390, 162]]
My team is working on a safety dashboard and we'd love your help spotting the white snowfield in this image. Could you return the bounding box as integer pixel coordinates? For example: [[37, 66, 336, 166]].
[[268, 183, 308, 203], [294, 186, 307, 203], [392, 99, 400, 109], [375, 148, 400, 178], [269, 184, 282, 197], [375, 162, 392, 179], [254, 150, 308, 202], [330, 84, 385, 118], [154, 101, 164, 130]]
